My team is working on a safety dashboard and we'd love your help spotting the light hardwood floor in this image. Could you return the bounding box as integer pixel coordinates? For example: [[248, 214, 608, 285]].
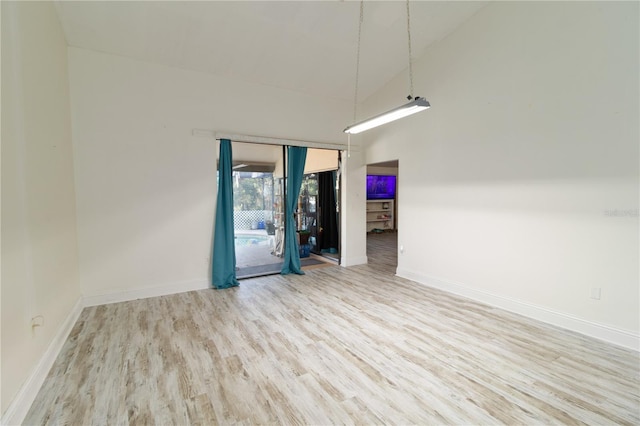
[[366, 232, 398, 274], [25, 233, 639, 425]]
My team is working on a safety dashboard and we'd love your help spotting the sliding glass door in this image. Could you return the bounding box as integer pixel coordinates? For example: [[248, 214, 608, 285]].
[[223, 143, 341, 278], [297, 149, 341, 263], [230, 144, 285, 279]]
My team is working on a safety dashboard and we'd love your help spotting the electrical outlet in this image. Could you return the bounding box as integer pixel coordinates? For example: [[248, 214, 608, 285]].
[[400, 245, 404, 254], [590, 288, 601, 300]]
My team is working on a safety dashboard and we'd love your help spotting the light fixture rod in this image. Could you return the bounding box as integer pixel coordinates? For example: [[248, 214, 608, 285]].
[[343, 0, 430, 135], [343, 97, 430, 134], [406, 0, 417, 99], [352, 0, 364, 123]]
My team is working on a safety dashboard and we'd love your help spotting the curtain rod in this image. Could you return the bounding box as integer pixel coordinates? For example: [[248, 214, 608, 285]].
[[213, 132, 351, 151]]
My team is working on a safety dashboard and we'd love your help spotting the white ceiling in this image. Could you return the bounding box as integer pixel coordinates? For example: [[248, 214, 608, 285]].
[[54, 1, 487, 102]]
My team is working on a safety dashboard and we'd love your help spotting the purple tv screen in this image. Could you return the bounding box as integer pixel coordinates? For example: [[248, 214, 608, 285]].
[[366, 175, 396, 200]]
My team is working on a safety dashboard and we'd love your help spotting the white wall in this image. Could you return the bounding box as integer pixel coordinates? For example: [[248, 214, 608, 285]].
[[67, 47, 356, 299], [1, 1, 81, 415], [364, 2, 639, 348], [341, 147, 368, 266]]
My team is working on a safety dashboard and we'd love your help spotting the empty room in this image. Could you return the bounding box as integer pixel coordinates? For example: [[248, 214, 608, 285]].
[[2, 1, 638, 424]]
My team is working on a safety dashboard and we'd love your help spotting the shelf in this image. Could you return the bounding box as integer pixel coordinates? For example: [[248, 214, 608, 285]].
[[366, 199, 394, 232]]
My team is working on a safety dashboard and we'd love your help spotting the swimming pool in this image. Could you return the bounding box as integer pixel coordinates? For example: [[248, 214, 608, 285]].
[[234, 234, 270, 247]]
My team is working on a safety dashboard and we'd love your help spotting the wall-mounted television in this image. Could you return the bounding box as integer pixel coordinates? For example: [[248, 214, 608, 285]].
[[366, 175, 396, 200]]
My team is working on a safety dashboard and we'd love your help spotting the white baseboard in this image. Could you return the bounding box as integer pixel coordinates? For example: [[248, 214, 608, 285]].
[[341, 255, 368, 267], [1, 297, 84, 426], [396, 267, 639, 352], [83, 279, 210, 307]]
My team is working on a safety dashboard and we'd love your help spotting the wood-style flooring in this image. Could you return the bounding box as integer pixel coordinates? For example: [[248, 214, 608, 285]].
[[24, 232, 640, 425], [366, 232, 398, 274]]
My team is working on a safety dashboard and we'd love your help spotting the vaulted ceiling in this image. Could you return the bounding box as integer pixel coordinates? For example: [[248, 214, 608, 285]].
[[54, 1, 487, 102]]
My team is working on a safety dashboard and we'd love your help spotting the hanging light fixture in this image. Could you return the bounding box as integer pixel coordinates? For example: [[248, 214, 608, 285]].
[[344, 0, 430, 135], [344, 96, 430, 134]]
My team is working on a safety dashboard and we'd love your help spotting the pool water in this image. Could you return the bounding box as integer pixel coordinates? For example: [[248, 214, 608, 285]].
[[234, 234, 270, 247]]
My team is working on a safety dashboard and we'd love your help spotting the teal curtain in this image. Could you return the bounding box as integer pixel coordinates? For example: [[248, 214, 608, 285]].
[[281, 146, 308, 275], [212, 139, 240, 289]]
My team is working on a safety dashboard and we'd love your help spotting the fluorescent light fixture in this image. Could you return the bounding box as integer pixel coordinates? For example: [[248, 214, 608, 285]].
[[343, 97, 430, 134]]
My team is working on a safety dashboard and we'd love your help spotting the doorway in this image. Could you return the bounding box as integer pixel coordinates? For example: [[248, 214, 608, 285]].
[[298, 150, 341, 263], [227, 143, 341, 278], [366, 160, 399, 274], [224, 143, 283, 278]]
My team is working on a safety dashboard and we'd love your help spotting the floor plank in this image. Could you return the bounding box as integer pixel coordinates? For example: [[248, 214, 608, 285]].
[[24, 233, 639, 425]]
